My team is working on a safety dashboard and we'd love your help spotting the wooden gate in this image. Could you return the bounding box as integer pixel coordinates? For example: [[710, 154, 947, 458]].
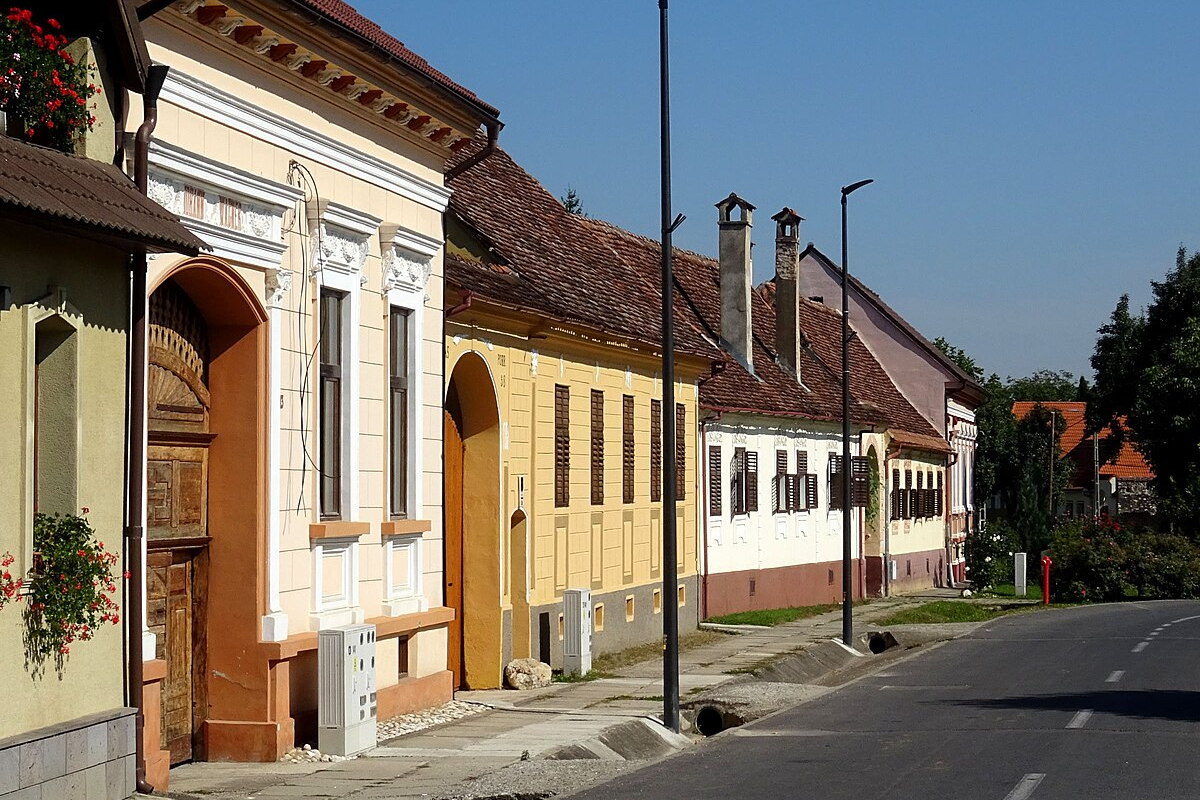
[[146, 280, 211, 764], [444, 410, 464, 688]]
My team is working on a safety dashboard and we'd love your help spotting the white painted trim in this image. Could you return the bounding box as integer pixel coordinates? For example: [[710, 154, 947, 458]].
[[261, 292, 289, 642], [160, 69, 453, 212], [319, 268, 361, 521], [382, 533, 427, 616], [311, 537, 364, 629], [149, 139, 303, 209], [179, 216, 289, 271], [385, 292, 423, 518], [387, 225, 441, 259], [319, 200, 384, 239]]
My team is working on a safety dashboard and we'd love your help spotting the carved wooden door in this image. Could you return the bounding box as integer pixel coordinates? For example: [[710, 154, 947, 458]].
[[444, 410, 464, 688], [146, 280, 211, 764]]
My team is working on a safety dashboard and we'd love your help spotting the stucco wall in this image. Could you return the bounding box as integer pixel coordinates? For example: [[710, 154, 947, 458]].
[[0, 219, 128, 740]]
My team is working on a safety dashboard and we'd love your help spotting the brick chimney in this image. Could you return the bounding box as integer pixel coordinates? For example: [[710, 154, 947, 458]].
[[771, 207, 803, 382], [715, 193, 755, 372]]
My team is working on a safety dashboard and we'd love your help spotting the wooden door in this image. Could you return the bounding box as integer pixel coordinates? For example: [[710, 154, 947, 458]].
[[147, 549, 207, 764], [444, 410, 464, 687]]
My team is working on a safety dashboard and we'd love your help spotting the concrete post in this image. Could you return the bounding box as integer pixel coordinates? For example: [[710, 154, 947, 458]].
[[1015, 552, 1027, 597]]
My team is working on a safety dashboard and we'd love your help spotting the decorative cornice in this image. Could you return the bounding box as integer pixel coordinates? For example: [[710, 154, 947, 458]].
[[307, 201, 381, 280], [159, 69, 455, 213], [265, 267, 292, 308], [172, 1, 475, 154], [149, 139, 302, 210], [379, 222, 439, 295]]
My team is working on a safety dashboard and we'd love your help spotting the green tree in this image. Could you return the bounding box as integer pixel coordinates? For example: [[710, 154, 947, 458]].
[[1007, 369, 1077, 402], [561, 186, 587, 217], [934, 336, 983, 382]]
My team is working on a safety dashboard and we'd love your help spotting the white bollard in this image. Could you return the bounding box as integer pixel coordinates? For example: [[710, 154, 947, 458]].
[[1015, 552, 1027, 597]]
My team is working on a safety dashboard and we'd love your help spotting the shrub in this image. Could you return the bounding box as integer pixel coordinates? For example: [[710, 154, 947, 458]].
[[965, 518, 1018, 592], [1047, 518, 1129, 602], [1124, 530, 1200, 599]]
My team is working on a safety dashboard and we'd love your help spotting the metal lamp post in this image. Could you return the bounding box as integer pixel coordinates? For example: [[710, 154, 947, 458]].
[[840, 178, 873, 647]]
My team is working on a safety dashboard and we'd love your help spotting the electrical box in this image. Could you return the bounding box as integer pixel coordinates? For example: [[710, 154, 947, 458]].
[[318, 623, 378, 756], [563, 588, 592, 676]]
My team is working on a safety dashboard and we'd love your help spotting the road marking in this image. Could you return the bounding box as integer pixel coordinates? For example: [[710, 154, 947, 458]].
[[1133, 642, 1149, 653], [1066, 709, 1093, 729], [878, 684, 970, 691], [1003, 773, 1046, 800], [1150, 631, 1160, 637], [1170, 615, 1200, 624], [1106, 670, 1124, 683]]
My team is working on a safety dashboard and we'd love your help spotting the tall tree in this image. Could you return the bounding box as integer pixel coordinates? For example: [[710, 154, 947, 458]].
[[561, 186, 587, 217], [934, 336, 984, 382], [1087, 293, 1144, 435], [1007, 369, 1077, 402]]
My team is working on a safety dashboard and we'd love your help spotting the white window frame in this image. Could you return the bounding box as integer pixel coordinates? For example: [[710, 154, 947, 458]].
[[311, 536, 363, 629], [382, 533, 427, 616]]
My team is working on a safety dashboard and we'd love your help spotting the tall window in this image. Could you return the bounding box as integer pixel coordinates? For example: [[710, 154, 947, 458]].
[[675, 403, 686, 500], [555, 385, 570, 507], [591, 390, 605, 505], [389, 307, 410, 518], [773, 450, 788, 514], [708, 445, 722, 516], [905, 469, 914, 519], [319, 289, 344, 519], [731, 447, 757, 515], [622, 396, 635, 503], [892, 468, 901, 519], [650, 399, 662, 502]]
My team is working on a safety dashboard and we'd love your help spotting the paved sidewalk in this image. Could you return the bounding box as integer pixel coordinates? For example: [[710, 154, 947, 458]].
[[162, 592, 974, 799]]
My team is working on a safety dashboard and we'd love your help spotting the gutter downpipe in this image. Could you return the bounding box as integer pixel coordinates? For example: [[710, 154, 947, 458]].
[[445, 119, 502, 182], [128, 62, 170, 796]]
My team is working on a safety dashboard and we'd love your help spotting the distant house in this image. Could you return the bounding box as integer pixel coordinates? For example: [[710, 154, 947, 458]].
[[0, 3, 200, 798], [442, 143, 714, 686], [1012, 402, 1155, 519], [800, 246, 983, 585]]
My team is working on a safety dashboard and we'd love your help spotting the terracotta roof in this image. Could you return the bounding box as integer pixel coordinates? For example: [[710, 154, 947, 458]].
[[284, 0, 499, 118], [1011, 402, 1154, 484], [445, 141, 715, 358], [803, 244, 985, 406], [0, 137, 202, 255]]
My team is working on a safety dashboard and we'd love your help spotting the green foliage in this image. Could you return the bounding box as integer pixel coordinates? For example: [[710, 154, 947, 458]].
[[875, 601, 1013, 625], [933, 336, 984, 382], [1090, 247, 1200, 528], [560, 186, 587, 217], [965, 518, 1017, 591], [706, 603, 840, 627], [23, 513, 123, 678], [1048, 516, 1200, 602], [1007, 369, 1078, 402]]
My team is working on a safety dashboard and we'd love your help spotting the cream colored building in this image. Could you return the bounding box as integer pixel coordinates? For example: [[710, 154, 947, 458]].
[[130, 0, 498, 778]]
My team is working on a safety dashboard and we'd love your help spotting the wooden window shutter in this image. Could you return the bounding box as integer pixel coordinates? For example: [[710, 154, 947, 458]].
[[622, 395, 635, 504], [805, 471, 819, 510], [829, 454, 844, 510], [773, 450, 787, 513], [937, 471, 944, 516], [927, 471, 936, 517], [731, 447, 745, 515], [905, 469, 914, 519], [850, 455, 869, 507], [892, 469, 901, 519], [591, 390, 604, 505], [916, 471, 925, 518], [708, 445, 722, 516], [675, 404, 687, 500], [746, 450, 759, 513], [554, 385, 570, 507], [650, 400, 662, 502]]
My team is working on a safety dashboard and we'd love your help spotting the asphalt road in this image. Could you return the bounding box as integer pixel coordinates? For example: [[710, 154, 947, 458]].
[[570, 601, 1200, 800]]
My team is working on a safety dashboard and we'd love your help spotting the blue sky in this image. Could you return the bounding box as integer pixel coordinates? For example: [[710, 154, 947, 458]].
[[360, 1, 1199, 381]]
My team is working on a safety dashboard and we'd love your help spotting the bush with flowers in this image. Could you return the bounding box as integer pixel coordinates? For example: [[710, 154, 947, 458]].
[[17, 512, 125, 677], [1, 8, 99, 152], [964, 517, 1017, 592]]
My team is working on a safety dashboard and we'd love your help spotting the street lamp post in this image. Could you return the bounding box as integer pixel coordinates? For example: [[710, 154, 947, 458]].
[[840, 178, 873, 647]]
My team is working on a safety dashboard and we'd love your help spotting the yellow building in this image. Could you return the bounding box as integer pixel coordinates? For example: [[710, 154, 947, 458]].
[[442, 145, 715, 688]]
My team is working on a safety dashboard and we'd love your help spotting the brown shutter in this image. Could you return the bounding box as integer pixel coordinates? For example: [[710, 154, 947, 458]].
[[851, 455, 869, 507], [708, 445, 722, 516], [746, 450, 758, 513], [916, 471, 925, 518], [555, 385, 570, 507], [892, 469, 901, 519], [774, 450, 787, 513], [731, 447, 745, 515], [591, 390, 604, 505], [829, 455, 844, 510], [927, 471, 936, 516], [806, 472, 819, 510], [905, 469, 914, 519], [650, 399, 662, 502], [675, 404, 686, 500], [622, 395, 634, 504], [937, 471, 944, 516]]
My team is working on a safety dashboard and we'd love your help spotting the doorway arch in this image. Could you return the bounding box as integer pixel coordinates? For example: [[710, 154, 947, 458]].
[[445, 351, 502, 688], [147, 258, 267, 762]]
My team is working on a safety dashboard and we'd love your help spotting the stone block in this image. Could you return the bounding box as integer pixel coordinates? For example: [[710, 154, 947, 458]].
[[63, 768, 87, 800], [104, 758, 124, 800], [85, 725, 106, 769], [121, 717, 134, 760], [65, 728, 90, 774], [43, 735, 66, 781], [83, 764, 105, 800], [42, 775, 68, 799], [122, 755, 133, 798], [105, 719, 122, 762], [0, 746, 18, 795], [17, 740, 43, 788], [0, 786, 39, 800]]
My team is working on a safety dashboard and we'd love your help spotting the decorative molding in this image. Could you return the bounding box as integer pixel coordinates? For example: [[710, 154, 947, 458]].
[[160, 69, 455, 212], [264, 268, 292, 308], [150, 139, 303, 209], [308, 200, 381, 279], [380, 218, 439, 294]]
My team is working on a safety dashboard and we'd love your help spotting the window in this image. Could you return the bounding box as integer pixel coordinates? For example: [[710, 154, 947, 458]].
[[773, 450, 788, 513], [937, 471, 944, 517], [591, 390, 604, 505], [675, 404, 686, 500], [730, 447, 757, 516], [917, 471, 925, 518], [555, 385, 570, 507], [830, 455, 844, 510], [650, 399, 662, 502], [926, 471, 935, 517], [389, 307, 410, 518], [319, 289, 344, 519], [851, 456, 869, 507], [708, 445, 722, 517], [622, 395, 635, 503], [905, 469, 915, 519], [892, 469, 901, 519], [800, 450, 818, 511]]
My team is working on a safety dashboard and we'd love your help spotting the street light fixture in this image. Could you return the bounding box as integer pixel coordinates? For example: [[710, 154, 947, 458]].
[[840, 178, 873, 648]]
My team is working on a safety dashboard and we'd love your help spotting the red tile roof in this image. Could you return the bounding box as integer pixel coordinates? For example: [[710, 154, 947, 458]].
[[285, 0, 499, 118], [1011, 402, 1154, 484]]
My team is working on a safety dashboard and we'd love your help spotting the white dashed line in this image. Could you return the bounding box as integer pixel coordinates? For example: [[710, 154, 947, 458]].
[[1149, 631, 1160, 637], [1133, 642, 1149, 653], [1003, 773, 1046, 800], [1106, 670, 1124, 683], [1066, 709, 1093, 729], [1170, 615, 1200, 624]]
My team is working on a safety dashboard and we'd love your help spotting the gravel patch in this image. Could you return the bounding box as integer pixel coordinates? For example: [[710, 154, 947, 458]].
[[439, 759, 634, 800], [378, 699, 487, 741]]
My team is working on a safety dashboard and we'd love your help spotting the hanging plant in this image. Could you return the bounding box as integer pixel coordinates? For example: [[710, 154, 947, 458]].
[[1, 8, 100, 152], [0, 551, 22, 609], [23, 512, 125, 677]]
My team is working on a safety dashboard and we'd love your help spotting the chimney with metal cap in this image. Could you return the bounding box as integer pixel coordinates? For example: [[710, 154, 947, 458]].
[[772, 207, 803, 382], [715, 193, 755, 372]]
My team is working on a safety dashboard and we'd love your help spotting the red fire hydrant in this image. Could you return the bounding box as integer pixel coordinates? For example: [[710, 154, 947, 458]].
[[1042, 555, 1052, 606]]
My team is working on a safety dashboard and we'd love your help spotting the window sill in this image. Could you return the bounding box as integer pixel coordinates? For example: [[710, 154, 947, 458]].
[[309, 520, 370, 541], [381, 519, 431, 537]]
